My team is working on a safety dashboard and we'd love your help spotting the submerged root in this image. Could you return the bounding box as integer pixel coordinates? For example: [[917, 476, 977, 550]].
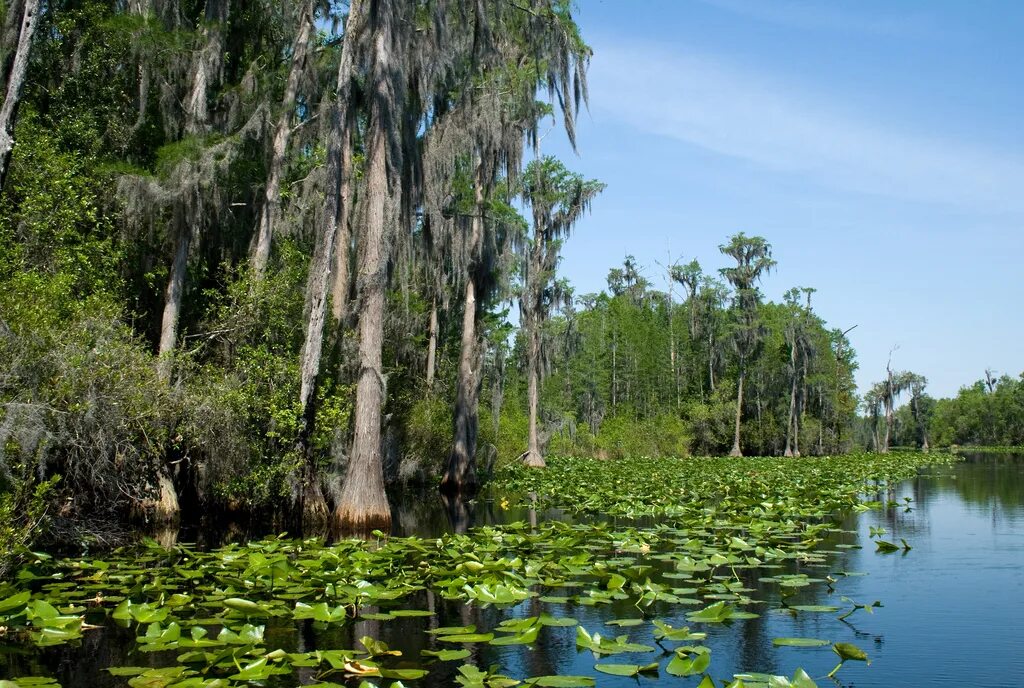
[[330, 504, 392, 539], [439, 460, 479, 497], [131, 470, 180, 524], [521, 449, 546, 468], [301, 481, 330, 532]]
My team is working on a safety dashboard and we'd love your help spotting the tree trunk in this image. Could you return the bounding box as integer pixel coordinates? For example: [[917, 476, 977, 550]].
[[784, 369, 797, 457], [183, 24, 220, 136], [329, 123, 354, 324], [610, 330, 617, 410], [154, 469, 180, 522], [522, 213, 545, 469], [441, 277, 481, 492], [883, 399, 892, 453], [1, 0, 25, 79], [157, 209, 189, 382], [523, 318, 544, 467], [667, 279, 678, 408], [730, 360, 744, 457], [784, 340, 800, 457], [441, 166, 485, 493], [127, 0, 151, 135], [251, 1, 313, 277], [707, 330, 716, 393], [132, 467, 180, 524], [0, 0, 39, 190], [425, 295, 438, 388], [293, 0, 365, 522], [491, 344, 504, 437], [333, 20, 392, 533]]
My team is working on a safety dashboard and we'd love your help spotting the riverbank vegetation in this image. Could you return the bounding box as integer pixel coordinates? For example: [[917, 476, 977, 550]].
[[0, 0, 868, 549], [0, 0, 1018, 565]]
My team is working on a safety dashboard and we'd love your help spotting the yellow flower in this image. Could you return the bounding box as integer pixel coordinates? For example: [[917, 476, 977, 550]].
[[500, 498, 510, 510]]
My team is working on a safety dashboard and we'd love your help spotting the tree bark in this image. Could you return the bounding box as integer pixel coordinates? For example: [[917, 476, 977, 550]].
[[251, 0, 314, 277], [707, 330, 716, 393], [333, 17, 392, 533], [784, 379, 796, 458], [730, 360, 744, 457], [784, 340, 798, 457], [329, 123, 354, 324], [667, 275, 678, 408], [157, 208, 189, 382], [183, 28, 214, 135], [883, 397, 892, 453], [1, 0, 25, 79], [522, 221, 545, 468], [425, 295, 438, 388], [441, 165, 485, 494], [294, 0, 365, 524], [127, 0, 151, 135], [523, 318, 544, 467], [441, 277, 480, 492], [0, 0, 39, 191], [153, 218, 185, 517]]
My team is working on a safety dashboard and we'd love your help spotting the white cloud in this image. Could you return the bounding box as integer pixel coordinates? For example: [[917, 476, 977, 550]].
[[694, 0, 934, 37], [589, 41, 1024, 213]]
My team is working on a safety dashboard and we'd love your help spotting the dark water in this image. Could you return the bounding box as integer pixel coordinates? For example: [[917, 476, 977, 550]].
[[5, 453, 1023, 687]]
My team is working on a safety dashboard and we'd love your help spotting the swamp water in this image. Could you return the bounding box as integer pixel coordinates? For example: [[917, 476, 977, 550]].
[[1, 453, 1021, 687]]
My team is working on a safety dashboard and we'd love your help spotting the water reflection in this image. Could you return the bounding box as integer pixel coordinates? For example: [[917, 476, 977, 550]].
[[3, 454, 1022, 688]]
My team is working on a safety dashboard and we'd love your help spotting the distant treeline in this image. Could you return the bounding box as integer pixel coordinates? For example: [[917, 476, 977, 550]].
[[489, 255, 859, 461], [873, 372, 1024, 450]]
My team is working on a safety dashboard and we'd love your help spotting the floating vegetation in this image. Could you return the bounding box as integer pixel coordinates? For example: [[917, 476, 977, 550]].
[[0, 452, 959, 686]]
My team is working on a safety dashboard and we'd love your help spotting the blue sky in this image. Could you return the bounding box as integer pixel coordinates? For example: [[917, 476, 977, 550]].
[[543, 0, 1024, 400]]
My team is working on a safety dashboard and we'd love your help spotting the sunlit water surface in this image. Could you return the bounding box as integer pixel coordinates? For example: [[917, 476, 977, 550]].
[[4, 453, 1022, 687]]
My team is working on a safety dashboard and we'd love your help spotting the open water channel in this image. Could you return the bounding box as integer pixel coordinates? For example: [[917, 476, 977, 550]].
[[2, 452, 1022, 687]]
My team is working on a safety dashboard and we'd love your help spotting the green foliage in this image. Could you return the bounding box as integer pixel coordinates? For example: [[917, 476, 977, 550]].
[[180, 242, 353, 505], [0, 305, 173, 513], [0, 109, 173, 518], [683, 385, 737, 455], [494, 451, 960, 520], [399, 394, 454, 482], [481, 404, 530, 470], [929, 374, 1024, 447], [498, 248, 858, 461], [0, 111, 123, 305], [0, 476, 58, 580], [546, 413, 691, 459]]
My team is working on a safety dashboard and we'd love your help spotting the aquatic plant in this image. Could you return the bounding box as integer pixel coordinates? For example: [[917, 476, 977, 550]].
[[0, 451, 957, 686]]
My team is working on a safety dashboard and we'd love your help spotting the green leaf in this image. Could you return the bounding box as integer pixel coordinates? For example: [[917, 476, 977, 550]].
[[772, 637, 830, 647], [222, 597, 266, 615], [0, 591, 31, 614], [525, 677, 595, 687], [874, 540, 900, 553], [437, 633, 494, 643], [594, 663, 658, 676], [422, 649, 471, 661], [833, 642, 869, 662]]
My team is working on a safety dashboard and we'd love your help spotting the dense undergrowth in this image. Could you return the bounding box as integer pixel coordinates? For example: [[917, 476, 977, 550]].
[[0, 451, 959, 687]]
